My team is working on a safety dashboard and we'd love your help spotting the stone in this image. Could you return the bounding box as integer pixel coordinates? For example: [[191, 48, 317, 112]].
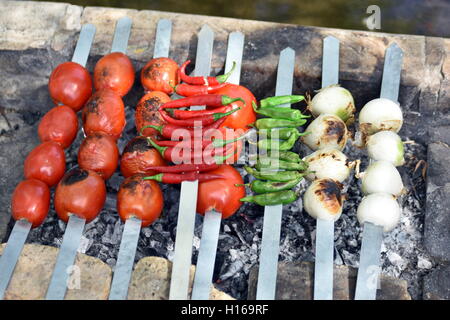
[[0, 1, 82, 52], [247, 261, 411, 300], [127, 256, 234, 300], [427, 142, 450, 188], [0, 243, 112, 300], [423, 264, 450, 300], [429, 125, 450, 146], [424, 183, 450, 262]]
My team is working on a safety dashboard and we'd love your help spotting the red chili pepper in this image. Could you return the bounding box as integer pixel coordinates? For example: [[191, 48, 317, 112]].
[[153, 131, 248, 149], [140, 117, 226, 140], [159, 94, 243, 111], [173, 82, 228, 97], [148, 137, 235, 164], [144, 163, 220, 173], [159, 107, 240, 127], [167, 105, 231, 120], [143, 172, 224, 184], [178, 60, 236, 86]]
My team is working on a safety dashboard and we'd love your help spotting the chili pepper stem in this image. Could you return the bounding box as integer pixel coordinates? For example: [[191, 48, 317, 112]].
[[211, 130, 251, 148], [213, 107, 241, 121], [222, 96, 245, 105], [216, 61, 236, 83], [235, 183, 250, 187], [147, 137, 166, 155], [140, 124, 162, 136], [142, 173, 163, 183]]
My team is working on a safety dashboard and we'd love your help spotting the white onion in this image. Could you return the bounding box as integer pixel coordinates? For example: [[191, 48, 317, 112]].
[[366, 130, 405, 166], [359, 98, 403, 135], [303, 147, 351, 182], [308, 85, 356, 124], [302, 114, 348, 151], [356, 193, 401, 232], [360, 161, 404, 196], [303, 179, 343, 221]]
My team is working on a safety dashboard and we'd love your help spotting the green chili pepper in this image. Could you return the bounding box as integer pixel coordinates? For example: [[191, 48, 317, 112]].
[[255, 118, 307, 129], [257, 132, 299, 151], [258, 127, 299, 140], [278, 151, 302, 163], [255, 158, 308, 171], [244, 166, 303, 182], [259, 95, 305, 108], [240, 190, 298, 206], [239, 176, 303, 194], [252, 102, 309, 121]]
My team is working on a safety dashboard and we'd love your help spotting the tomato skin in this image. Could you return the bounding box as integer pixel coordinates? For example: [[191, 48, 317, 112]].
[[11, 179, 50, 228], [196, 164, 245, 219], [120, 136, 166, 178], [38, 105, 78, 149], [48, 62, 93, 112], [24, 141, 66, 187], [211, 84, 256, 130], [117, 174, 163, 227], [135, 91, 171, 138], [78, 133, 119, 180], [54, 168, 106, 223], [140, 57, 179, 94], [94, 52, 135, 97], [82, 89, 126, 140]]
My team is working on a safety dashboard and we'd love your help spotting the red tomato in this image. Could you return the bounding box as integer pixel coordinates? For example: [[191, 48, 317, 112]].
[[120, 136, 166, 178], [54, 168, 106, 223], [135, 91, 171, 138], [78, 133, 119, 180], [11, 179, 50, 228], [117, 174, 163, 227], [82, 89, 126, 140], [38, 105, 78, 149], [211, 84, 256, 130], [94, 52, 135, 97], [140, 57, 179, 94], [196, 165, 245, 219], [24, 141, 66, 187], [48, 61, 92, 112]]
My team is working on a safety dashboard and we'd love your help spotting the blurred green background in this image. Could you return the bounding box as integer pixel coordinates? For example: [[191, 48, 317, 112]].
[[37, 0, 449, 38]]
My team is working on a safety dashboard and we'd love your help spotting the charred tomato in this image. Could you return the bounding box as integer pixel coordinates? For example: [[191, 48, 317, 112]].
[[54, 168, 106, 223], [78, 132, 119, 180], [135, 91, 171, 138], [11, 179, 50, 228], [94, 52, 135, 97], [24, 141, 66, 187], [38, 105, 78, 149], [120, 136, 166, 178], [117, 174, 164, 227], [82, 89, 126, 140], [140, 57, 179, 94], [48, 61, 92, 111]]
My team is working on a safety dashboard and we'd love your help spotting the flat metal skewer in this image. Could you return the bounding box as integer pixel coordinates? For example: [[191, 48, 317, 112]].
[[45, 215, 85, 300], [108, 217, 142, 300], [191, 31, 245, 300], [169, 25, 214, 300], [314, 35, 340, 300], [256, 47, 295, 300], [109, 18, 172, 300], [0, 23, 96, 301], [0, 220, 32, 299], [46, 18, 132, 300], [354, 42, 403, 300]]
